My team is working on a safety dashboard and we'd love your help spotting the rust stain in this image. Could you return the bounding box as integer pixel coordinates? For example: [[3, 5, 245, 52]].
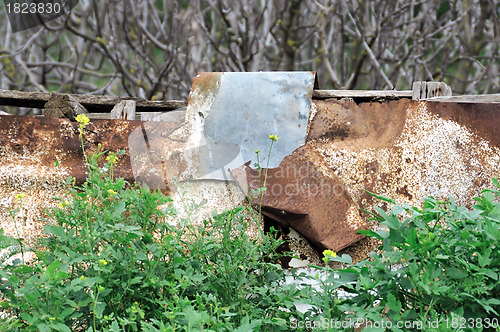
[[308, 99, 408, 149], [230, 145, 368, 252], [187, 72, 222, 107], [309, 99, 500, 222]]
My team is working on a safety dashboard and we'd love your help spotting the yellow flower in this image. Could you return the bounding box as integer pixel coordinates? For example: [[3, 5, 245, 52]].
[[58, 200, 70, 209], [323, 249, 336, 258], [80, 275, 87, 280], [97, 285, 105, 291], [269, 134, 279, 141], [255, 150, 260, 154], [99, 259, 108, 266], [106, 154, 118, 164], [75, 114, 90, 127], [15, 193, 26, 202], [107, 189, 117, 195]]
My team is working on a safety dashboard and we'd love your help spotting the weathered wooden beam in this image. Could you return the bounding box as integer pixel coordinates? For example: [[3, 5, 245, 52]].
[[87, 110, 187, 122], [424, 94, 500, 103], [312, 89, 413, 100], [0, 89, 186, 112], [43, 92, 89, 121]]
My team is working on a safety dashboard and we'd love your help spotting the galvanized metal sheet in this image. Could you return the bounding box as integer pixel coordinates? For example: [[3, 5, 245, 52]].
[[185, 72, 316, 180]]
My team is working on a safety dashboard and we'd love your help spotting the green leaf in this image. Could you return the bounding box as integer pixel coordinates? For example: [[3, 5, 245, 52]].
[[45, 225, 67, 240], [37, 323, 51, 332], [234, 316, 261, 332], [13, 265, 34, 274], [53, 322, 72, 332], [58, 307, 74, 319], [380, 213, 401, 230], [332, 254, 352, 265], [407, 228, 418, 247], [47, 260, 61, 275], [65, 299, 78, 308], [481, 270, 498, 280], [94, 301, 106, 319], [365, 190, 396, 204], [357, 229, 385, 240], [489, 205, 500, 221], [446, 267, 467, 279], [478, 247, 493, 267], [112, 200, 126, 219], [20, 312, 33, 324]]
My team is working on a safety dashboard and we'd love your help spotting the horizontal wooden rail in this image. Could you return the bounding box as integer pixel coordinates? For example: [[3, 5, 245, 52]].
[[0, 81, 454, 114], [312, 89, 412, 99], [0, 89, 186, 112]]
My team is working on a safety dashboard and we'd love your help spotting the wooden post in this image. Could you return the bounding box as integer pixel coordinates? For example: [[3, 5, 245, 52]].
[[111, 100, 136, 120], [412, 81, 452, 100]]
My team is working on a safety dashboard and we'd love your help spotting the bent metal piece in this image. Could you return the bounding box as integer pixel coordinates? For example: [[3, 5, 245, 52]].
[[230, 145, 368, 252]]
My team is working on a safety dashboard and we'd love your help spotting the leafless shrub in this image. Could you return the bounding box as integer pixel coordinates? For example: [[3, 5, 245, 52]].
[[1, 0, 498, 111]]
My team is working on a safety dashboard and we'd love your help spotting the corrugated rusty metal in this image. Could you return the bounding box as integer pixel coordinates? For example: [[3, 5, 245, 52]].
[[230, 145, 367, 252]]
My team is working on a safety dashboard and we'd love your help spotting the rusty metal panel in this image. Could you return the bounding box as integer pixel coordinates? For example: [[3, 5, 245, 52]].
[[0, 115, 149, 185], [307, 99, 500, 262], [230, 145, 368, 252], [185, 72, 316, 181], [426, 101, 500, 148]]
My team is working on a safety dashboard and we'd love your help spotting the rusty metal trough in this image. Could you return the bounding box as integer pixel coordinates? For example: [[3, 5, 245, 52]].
[[1, 76, 499, 264]]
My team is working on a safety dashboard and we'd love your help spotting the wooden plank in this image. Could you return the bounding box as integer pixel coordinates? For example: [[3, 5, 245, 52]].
[[425, 94, 500, 103], [0, 89, 186, 112], [87, 110, 187, 121], [312, 89, 412, 99]]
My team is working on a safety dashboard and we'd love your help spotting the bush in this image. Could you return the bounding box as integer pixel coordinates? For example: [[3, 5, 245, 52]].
[[313, 180, 500, 331], [0, 145, 305, 331]]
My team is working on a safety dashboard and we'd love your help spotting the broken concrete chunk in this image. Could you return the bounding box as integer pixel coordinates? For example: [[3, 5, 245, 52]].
[[43, 91, 88, 121]]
